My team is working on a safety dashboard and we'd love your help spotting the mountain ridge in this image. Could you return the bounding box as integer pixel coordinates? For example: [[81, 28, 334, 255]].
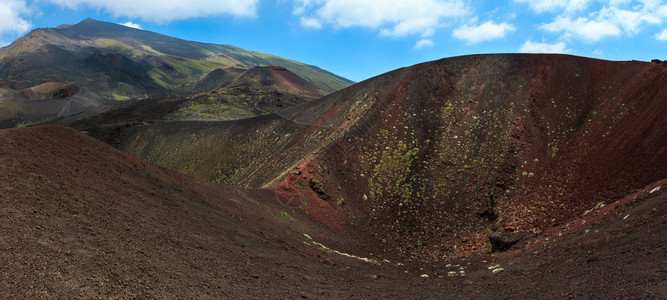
[[0, 18, 353, 93], [0, 18, 353, 127]]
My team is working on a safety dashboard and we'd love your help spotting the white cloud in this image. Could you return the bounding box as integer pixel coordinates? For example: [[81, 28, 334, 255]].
[[608, 0, 631, 6], [658, 5, 667, 19], [48, 0, 259, 23], [300, 17, 322, 29], [0, 0, 32, 36], [528, 0, 667, 42], [593, 49, 603, 55], [519, 40, 570, 53], [564, 0, 591, 13], [119, 21, 141, 29], [597, 5, 660, 35], [414, 38, 434, 49], [452, 21, 515, 44], [540, 16, 621, 42], [513, 0, 591, 14], [293, 0, 316, 15], [292, 0, 469, 38], [656, 28, 667, 41], [514, 0, 565, 13]]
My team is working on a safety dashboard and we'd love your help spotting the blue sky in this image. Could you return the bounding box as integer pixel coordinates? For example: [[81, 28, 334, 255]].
[[1, 0, 666, 82]]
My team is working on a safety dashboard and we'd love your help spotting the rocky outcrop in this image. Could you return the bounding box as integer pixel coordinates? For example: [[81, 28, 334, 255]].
[[309, 178, 331, 201], [489, 230, 522, 252]]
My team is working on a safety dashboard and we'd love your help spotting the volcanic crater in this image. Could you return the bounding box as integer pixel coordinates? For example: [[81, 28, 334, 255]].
[[1, 54, 665, 298]]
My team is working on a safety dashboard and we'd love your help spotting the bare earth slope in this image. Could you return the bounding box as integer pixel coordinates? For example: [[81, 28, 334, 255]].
[[0, 126, 665, 298], [226, 66, 328, 98], [0, 126, 386, 298], [121, 54, 665, 260]]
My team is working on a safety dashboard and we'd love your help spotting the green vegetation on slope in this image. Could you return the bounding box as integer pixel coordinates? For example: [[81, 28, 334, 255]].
[[135, 119, 306, 186], [121, 55, 667, 262], [169, 88, 309, 121], [0, 18, 353, 103]]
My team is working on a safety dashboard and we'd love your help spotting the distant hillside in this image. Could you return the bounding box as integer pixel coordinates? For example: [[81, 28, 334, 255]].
[[0, 18, 352, 95], [192, 66, 327, 99], [0, 18, 353, 126], [226, 66, 327, 98], [191, 67, 245, 92]]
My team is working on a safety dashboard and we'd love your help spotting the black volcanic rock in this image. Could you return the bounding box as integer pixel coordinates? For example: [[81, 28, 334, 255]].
[[489, 231, 522, 252], [309, 178, 331, 201]]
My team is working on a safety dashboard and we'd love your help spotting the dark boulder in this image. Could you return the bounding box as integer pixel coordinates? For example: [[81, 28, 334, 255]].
[[489, 230, 522, 252], [309, 178, 330, 201]]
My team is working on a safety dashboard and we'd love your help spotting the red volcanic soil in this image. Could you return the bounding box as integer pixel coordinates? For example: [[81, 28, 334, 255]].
[[266, 55, 666, 261], [3, 54, 666, 297], [0, 126, 371, 298], [229, 66, 328, 98], [18, 82, 80, 100], [1, 127, 665, 297], [192, 67, 245, 92]]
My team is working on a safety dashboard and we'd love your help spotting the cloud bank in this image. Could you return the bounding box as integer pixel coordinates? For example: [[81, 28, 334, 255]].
[[0, 0, 32, 36], [517, 0, 667, 42], [292, 0, 468, 38], [513, 0, 591, 14], [49, 0, 259, 23]]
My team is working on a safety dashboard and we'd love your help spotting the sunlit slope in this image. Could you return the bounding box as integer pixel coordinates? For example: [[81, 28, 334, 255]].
[[121, 54, 666, 259], [0, 18, 351, 97]]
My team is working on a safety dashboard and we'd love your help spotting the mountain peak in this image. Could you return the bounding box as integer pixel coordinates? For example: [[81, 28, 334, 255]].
[[79, 17, 113, 25], [0, 16, 352, 108], [63, 17, 102, 28], [60, 18, 135, 36]]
